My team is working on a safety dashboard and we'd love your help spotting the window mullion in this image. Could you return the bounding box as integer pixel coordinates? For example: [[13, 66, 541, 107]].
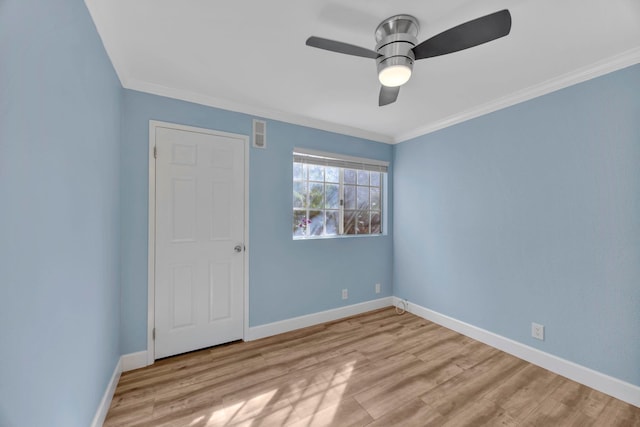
[[305, 166, 310, 237], [339, 168, 344, 235], [322, 168, 327, 236], [380, 178, 383, 233], [293, 154, 385, 239], [368, 183, 372, 235]]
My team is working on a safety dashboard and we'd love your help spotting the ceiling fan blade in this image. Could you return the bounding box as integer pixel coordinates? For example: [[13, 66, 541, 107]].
[[379, 86, 400, 106], [306, 36, 380, 59], [413, 9, 511, 60]]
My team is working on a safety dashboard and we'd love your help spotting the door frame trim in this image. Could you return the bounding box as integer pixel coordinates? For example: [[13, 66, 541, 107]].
[[147, 120, 250, 365]]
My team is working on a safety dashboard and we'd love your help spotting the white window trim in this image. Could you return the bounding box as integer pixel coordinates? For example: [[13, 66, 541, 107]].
[[293, 147, 389, 172], [293, 148, 388, 239]]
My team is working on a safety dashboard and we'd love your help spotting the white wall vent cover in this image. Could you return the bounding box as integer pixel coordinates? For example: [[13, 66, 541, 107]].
[[253, 119, 266, 149]]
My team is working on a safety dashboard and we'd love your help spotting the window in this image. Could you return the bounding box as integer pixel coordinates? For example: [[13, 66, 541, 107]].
[[293, 148, 388, 238]]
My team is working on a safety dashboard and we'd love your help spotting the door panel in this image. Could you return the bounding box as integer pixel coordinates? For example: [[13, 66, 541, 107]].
[[211, 181, 232, 240], [209, 262, 231, 321], [170, 264, 195, 329], [171, 177, 196, 242], [155, 126, 245, 359]]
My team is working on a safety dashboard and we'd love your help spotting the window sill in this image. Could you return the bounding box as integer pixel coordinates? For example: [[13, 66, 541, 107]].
[[293, 233, 385, 241]]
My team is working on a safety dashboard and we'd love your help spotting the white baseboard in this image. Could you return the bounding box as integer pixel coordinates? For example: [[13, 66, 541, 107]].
[[121, 350, 148, 372], [91, 350, 150, 426], [91, 295, 637, 426], [246, 297, 394, 341], [392, 297, 640, 408], [90, 298, 392, 425], [90, 357, 122, 427]]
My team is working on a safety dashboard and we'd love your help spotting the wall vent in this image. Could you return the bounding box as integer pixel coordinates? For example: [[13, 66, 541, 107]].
[[253, 119, 266, 149]]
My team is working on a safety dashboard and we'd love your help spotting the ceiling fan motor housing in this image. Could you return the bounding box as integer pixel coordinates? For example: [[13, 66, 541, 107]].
[[375, 15, 419, 84]]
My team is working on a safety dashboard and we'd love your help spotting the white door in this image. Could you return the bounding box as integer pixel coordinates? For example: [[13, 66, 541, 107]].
[[154, 126, 245, 359]]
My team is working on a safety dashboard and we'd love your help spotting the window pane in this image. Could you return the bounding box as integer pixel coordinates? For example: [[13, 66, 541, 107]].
[[309, 183, 324, 209], [370, 172, 380, 187], [309, 165, 324, 181], [325, 184, 339, 209], [293, 162, 304, 180], [344, 169, 356, 184], [370, 187, 380, 211], [325, 210, 339, 235], [357, 170, 369, 185], [293, 151, 386, 239], [371, 212, 381, 234], [293, 181, 307, 208], [293, 211, 307, 236], [309, 211, 324, 236], [325, 167, 339, 183], [357, 187, 370, 210], [356, 211, 369, 234], [343, 210, 357, 235], [344, 185, 356, 210]]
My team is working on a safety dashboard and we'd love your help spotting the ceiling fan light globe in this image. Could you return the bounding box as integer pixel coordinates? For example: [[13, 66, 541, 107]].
[[378, 64, 412, 87]]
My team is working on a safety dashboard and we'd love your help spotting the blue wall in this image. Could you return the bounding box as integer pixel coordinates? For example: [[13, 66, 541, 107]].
[[393, 64, 640, 386], [2, 0, 637, 421], [0, 0, 122, 426], [120, 91, 393, 354]]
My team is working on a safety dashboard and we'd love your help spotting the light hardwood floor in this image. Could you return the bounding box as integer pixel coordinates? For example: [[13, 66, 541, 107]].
[[105, 308, 640, 426]]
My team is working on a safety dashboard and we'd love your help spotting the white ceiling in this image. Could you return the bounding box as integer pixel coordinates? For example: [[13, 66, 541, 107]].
[[86, 0, 640, 143]]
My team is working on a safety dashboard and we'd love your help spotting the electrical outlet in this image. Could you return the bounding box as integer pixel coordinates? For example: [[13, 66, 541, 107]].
[[342, 289, 348, 300], [532, 322, 544, 340], [375, 283, 381, 294]]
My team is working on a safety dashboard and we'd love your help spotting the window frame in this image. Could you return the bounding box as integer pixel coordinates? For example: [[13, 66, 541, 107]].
[[292, 148, 388, 240]]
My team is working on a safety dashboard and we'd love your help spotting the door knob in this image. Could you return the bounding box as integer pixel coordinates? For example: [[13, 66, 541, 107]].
[[234, 245, 243, 253]]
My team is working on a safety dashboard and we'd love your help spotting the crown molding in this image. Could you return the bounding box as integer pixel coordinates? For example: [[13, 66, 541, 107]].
[[394, 47, 640, 143], [82, 0, 640, 147], [123, 78, 394, 144]]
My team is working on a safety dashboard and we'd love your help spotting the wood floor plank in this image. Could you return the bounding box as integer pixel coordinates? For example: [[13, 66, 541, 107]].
[[103, 398, 154, 426], [547, 377, 614, 420], [287, 396, 373, 427], [287, 379, 359, 421], [105, 308, 640, 426], [520, 396, 589, 427], [483, 364, 564, 421], [420, 351, 529, 417], [440, 398, 519, 427], [284, 350, 371, 387], [364, 398, 445, 427], [355, 371, 436, 420], [595, 398, 640, 426], [339, 352, 424, 398], [355, 349, 466, 419]]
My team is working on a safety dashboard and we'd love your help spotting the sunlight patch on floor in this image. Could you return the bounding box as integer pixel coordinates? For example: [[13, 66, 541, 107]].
[[204, 389, 279, 425], [290, 359, 357, 425], [177, 360, 361, 426], [189, 415, 205, 426]]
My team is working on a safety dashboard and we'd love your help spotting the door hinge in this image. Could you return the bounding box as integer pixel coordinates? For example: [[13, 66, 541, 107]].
[[153, 146, 157, 159], [152, 328, 156, 340]]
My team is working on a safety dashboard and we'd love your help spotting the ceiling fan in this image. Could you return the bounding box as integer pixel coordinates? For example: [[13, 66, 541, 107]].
[[306, 10, 512, 106]]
